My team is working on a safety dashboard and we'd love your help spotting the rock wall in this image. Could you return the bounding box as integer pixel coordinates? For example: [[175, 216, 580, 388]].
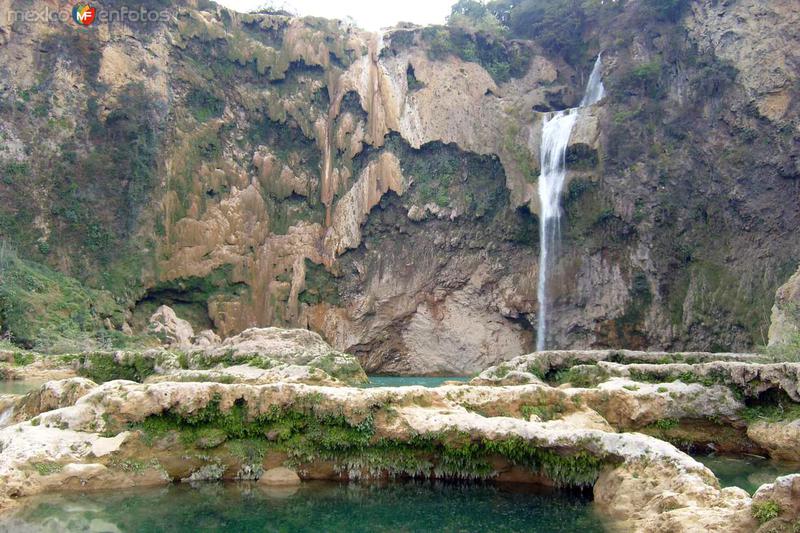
[[769, 267, 800, 347], [0, 0, 798, 373]]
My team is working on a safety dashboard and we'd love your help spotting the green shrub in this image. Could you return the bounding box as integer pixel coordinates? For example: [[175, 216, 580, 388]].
[[0, 243, 126, 350], [185, 88, 225, 122], [615, 61, 664, 99], [752, 500, 781, 524], [421, 26, 531, 83], [651, 418, 678, 431], [298, 260, 340, 306]]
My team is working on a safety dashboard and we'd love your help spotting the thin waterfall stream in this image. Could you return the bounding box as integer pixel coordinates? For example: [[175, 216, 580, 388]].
[[536, 54, 606, 351]]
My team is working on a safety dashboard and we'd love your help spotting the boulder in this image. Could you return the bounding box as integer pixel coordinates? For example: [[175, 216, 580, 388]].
[[190, 327, 368, 384], [747, 420, 800, 462], [752, 474, 800, 530], [202, 327, 337, 364], [193, 330, 221, 347], [13, 378, 97, 423], [1, 378, 98, 428], [258, 467, 301, 486], [594, 461, 755, 532], [148, 306, 195, 348]]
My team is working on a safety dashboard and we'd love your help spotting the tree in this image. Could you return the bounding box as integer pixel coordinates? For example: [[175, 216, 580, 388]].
[[447, 0, 507, 38]]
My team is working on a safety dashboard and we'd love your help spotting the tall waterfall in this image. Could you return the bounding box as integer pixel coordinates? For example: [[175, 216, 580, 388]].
[[536, 55, 605, 352]]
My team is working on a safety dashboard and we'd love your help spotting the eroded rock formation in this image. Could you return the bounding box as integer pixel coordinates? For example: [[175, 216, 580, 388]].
[[0, 0, 798, 373]]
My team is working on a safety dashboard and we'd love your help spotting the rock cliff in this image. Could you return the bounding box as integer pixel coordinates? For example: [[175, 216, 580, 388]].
[[0, 0, 798, 373]]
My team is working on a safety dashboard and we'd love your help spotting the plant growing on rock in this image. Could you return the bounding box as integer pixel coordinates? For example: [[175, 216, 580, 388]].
[[752, 500, 781, 524]]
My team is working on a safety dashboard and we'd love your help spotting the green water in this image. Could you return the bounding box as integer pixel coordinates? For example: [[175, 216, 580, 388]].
[[0, 381, 41, 395], [366, 376, 470, 387], [1, 481, 605, 532], [693, 454, 800, 494]]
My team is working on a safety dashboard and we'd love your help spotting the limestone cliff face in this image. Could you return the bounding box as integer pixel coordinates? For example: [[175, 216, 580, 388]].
[[769, 267, 800, 347], [0, 0, 798, 373]]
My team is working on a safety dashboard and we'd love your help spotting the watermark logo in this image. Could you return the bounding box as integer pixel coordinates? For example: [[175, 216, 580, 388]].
[[6, 5, 170, 25], [72, 4, 96, 26]]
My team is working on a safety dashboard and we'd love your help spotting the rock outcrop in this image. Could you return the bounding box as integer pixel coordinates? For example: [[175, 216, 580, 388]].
[[473, 349, 762, 385], [687, 0, 800, 123], [148, 306, 195, 348], [4, 326, 368, 388], [2, 378, 97, 427], [258, 466, 301, 486], [474, 350, 800, 460], [1, 348, 798, 531], [748, 421, 800, 462], [0, 380, 757, 531], [0, 0, 798, 373], [769, 267, 800, 347], [752, 474, 800, 531], [595, 460, 755, 532]]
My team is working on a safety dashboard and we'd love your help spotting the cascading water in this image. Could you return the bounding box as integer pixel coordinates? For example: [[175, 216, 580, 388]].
[[580, 54, 607, 108], [536, 54, 605, 352], [0, 406, 14, 428]]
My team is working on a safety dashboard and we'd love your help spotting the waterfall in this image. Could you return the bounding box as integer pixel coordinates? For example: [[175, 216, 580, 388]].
[[580, 54, 606, 107], [0, 406, 14, 428], [535, 54, 605, 352]]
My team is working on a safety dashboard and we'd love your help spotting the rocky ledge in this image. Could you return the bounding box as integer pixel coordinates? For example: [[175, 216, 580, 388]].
[[475, 350, 800, 461], [0, 324, 368, 394], [0, 342, 799, 531], [0, 380, 758, 532]]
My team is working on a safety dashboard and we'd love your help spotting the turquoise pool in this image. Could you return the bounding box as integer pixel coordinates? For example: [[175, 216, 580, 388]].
[[0, 480, 606, 532]]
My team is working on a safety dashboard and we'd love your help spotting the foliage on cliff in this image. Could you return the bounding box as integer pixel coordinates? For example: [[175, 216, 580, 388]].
[[0, 242, 128, 351]]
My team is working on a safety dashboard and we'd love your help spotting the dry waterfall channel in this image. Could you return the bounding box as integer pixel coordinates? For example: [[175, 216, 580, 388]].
[[535, 55, 606, 351]]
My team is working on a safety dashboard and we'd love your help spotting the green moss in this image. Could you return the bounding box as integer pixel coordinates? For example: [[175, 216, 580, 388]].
[[493, 364, 511, 379], [298, 260, 341, 306], [11, 352, 35, 366], [379, 135, 506, 219], [762, 331, 800, 363], [650, 418, 678, 431], [752, 500, 781, 524], [687, 260, 771, 346], [194, 428, 229, 449], [0, 244, 127, 351], [131, 395, 613, 487], [551, 366, 607, 388], [624, 368, 746, 400], [419, 27, 531, 84], [309, 352, 367, 384], [501, 120, 538, 182], [595, 270, 652, 348], [741, 399, 800, 423], [520, 399, 566, 422], [185, 88, 225, 122], [492, 437, 606, 486], [32, 462, 63, 476], [76, 352, 157, 383]]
